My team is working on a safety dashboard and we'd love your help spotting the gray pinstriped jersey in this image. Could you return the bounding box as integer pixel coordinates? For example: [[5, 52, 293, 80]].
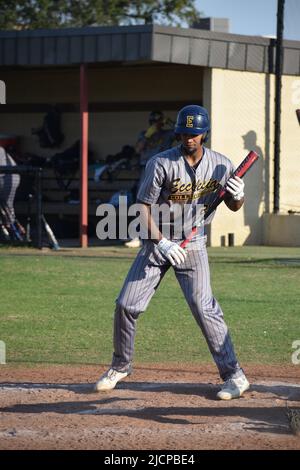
[[137, 144, 235, 240]]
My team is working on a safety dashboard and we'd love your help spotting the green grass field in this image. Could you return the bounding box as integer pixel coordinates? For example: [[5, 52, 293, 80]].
[[0, 245, 300, 365]]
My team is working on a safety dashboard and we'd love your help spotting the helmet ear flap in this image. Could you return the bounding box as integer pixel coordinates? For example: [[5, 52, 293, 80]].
[[202, 131, 209, 143]]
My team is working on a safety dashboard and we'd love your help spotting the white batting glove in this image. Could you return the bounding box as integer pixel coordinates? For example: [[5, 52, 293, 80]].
[[157, 237, 187, 266], [225, 176, 245, 201]]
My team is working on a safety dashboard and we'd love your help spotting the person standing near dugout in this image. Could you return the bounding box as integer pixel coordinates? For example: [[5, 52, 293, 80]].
[[0, 145, 20, 223], [95, 104, 250, 400]]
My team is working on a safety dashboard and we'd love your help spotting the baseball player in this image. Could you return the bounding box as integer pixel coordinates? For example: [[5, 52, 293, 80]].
[[0, 146, 20, 223], [95, 105, 250, 400]]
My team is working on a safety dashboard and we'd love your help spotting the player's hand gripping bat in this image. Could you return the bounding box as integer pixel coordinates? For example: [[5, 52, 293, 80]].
[[180, 150, 259, 249]]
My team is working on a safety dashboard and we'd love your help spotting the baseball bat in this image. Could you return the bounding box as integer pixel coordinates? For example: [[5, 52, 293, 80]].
[[0, 211, 10, 241], [180, 150, 259, 249], [296, 109, 300, 126], [26, 194, 33, 243], [0, 200, 25, 241], [42, 215, 60, 250], [6, 203, 26, 240], [0, 198, 26, 234]]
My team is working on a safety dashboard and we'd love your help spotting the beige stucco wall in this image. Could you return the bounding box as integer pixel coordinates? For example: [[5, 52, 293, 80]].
[[208, 69, 300, 247], [279, 75, 300, 215], [263, 214, 300, 246], [208, 68, 269, 246]]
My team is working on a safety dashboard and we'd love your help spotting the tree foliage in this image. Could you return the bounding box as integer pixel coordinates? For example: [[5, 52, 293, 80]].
[[0, 0, 203, 30]]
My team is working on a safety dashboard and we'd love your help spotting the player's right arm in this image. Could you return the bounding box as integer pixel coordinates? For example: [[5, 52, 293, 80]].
[[137, 154, 187, 266], [137, 200, 162, 244], [138, 201, 186, 266]]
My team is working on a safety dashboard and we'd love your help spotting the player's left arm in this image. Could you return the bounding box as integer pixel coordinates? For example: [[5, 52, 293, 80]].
[[224, 175, 245, 212]]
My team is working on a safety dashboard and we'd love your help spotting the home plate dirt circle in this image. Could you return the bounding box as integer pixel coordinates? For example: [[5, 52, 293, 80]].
[[0, 364, 299, 450]]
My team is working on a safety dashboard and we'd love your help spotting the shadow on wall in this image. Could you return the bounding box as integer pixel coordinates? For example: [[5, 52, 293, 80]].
[[241, 131, 265, 245]]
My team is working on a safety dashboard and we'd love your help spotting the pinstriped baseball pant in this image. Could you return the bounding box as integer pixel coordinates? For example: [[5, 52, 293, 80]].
[[111, 240, 244, 381]]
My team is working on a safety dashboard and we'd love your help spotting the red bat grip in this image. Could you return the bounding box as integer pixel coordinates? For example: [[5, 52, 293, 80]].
[[180, 226, 198, 248], [232, 150, 259, 177], [180, 150, 259, 249], [209, 150, 259, 205]]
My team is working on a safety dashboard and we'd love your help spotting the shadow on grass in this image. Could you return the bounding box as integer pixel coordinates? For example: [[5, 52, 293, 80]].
[[0, 252, 135, 261], [210, 257, 300, 267], [2, 252, 300, 266]]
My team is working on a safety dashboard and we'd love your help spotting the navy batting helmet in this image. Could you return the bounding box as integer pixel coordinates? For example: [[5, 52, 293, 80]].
[[175, 105, 210, 141]]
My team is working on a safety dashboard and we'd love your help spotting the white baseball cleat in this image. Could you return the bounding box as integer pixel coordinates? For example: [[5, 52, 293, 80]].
[[217, 375, 250, 400], [94, 367, 131, 392], [124, 238, 141, 248]]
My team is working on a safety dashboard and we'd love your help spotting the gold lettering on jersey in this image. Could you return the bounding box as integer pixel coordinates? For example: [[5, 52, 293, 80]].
[[169, 178, 220, 202], [170, 190, 213, 201], [170, 178, 219, 194], [169, 194, 190, 201], [171, 179, 182, 193], [186, 116, 194, 128]]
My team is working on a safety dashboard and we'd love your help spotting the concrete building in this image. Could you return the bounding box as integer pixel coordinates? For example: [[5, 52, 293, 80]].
[[0, 24, 299, 246]]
